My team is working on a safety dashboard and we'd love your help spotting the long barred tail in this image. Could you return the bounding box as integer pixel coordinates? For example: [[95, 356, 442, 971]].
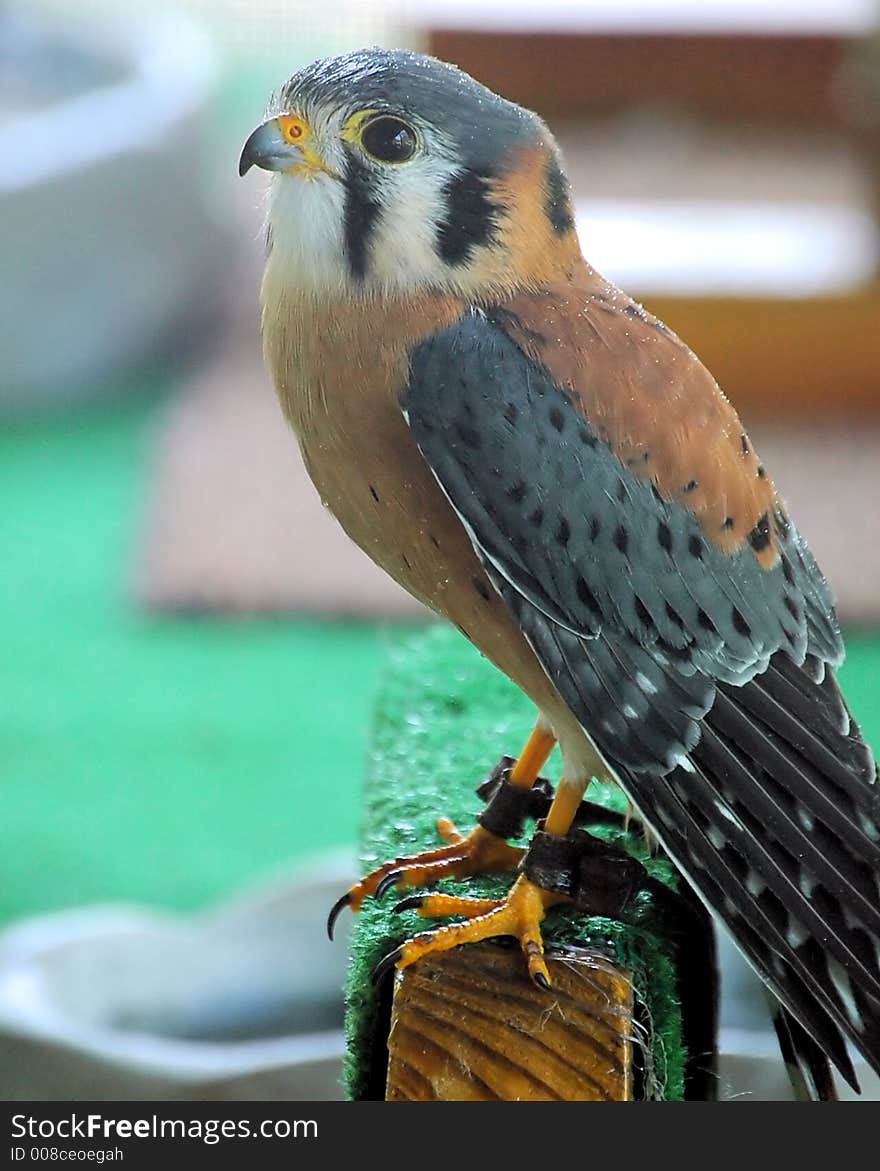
[[618, 651, 880, 1094]]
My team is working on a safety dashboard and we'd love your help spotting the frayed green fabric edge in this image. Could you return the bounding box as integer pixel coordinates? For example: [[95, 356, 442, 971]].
[[343, 625, 686, 1101]]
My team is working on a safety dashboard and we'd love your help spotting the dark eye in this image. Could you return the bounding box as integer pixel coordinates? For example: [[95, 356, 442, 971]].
[[360, 116, 417, 163]]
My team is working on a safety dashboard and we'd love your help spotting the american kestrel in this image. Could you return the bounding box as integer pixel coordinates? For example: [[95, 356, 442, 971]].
[[240, 49, 880, 1097]]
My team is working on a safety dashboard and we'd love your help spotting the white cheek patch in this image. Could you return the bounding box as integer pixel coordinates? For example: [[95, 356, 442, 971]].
[[366, 158, 456, 291], [266, 172, 349, 294], [264, 135, 478, 296]]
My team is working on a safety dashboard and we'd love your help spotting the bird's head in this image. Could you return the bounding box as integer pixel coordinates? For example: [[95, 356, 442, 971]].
[[240, 49, 579, 300]]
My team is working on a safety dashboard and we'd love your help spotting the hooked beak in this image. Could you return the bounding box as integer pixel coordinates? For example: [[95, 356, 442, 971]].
[[239, 118, 300, 177], [239, 115, 338, 180]]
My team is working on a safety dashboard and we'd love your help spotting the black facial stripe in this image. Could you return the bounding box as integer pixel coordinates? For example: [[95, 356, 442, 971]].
[[543, 153, 574, 234], [342, 150, 382, 280], [435, 168, 498, 266]]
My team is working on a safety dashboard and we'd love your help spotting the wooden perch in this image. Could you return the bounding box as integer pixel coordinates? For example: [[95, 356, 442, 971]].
[[385, 944, 635, 1101]]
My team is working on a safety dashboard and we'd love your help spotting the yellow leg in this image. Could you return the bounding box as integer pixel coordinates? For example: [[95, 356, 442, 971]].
[[509, 721, 556, 787], [327, 720, 557, 938], [544, 777, 587, 835]]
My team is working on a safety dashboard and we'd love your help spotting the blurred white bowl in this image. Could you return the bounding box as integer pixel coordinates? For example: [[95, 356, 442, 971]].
[[0, 7, 221, 409], [0, 853, 353, 1100]]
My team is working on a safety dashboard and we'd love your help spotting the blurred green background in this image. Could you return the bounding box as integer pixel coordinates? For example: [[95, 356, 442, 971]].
[[0, 386, 393, 922]]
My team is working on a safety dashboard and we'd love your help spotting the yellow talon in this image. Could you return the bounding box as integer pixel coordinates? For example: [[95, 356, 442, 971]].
[[378, 875, 568, 989], [394, 892, 504, 919], [327, 823, 525, 938]]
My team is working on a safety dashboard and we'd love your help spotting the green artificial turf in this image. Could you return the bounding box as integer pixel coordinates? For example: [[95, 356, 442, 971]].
[[344, 626, 692, 1101], [0, 397, 388, 923]]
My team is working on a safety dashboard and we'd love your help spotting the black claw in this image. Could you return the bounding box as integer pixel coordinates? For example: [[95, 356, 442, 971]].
[[375, 870, 404, 901], [532, 970, 551, 991], [326, 892, 351, 941], [371, 946, 404, 986], [391, 895, 425, 914]]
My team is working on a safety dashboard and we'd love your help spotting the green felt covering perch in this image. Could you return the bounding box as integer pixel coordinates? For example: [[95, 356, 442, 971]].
[[343, 624, 717, 1101]]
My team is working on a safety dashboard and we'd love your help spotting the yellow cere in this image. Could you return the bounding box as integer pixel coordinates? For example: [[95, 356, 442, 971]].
[[277, 114, 308, 145], [274, 113, 338, 179]]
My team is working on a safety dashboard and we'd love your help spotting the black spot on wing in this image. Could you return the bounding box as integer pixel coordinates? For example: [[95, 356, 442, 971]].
[[634, 596, 654, 630], [731, 607, 752, 638], [748, 512, 772, 553], [436, 168, 497, 265], [666, 602, 685, 628], [697, 608, 717, 633], [576, 575, 601, 616], [453, 420, 482, 450], [548, 405, 566, 432]]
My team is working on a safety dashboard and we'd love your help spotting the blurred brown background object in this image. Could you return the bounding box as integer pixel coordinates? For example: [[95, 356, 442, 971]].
[[422, 0, 880, 420]]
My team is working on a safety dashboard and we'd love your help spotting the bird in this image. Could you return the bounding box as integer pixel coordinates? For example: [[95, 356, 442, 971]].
[[240, 47, 880, 1098]]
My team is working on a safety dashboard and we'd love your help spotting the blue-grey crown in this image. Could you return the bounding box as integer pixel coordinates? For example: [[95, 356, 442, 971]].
[[279, 48, 543, 171]]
